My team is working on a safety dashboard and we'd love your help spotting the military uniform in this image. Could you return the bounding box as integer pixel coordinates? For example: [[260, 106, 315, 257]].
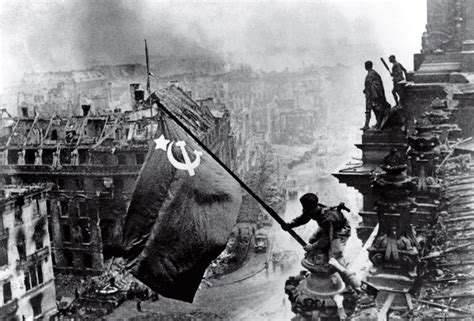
[[363, 69, 390, 129], [287, 204, 351, 264], [391, 61, 407, 105]]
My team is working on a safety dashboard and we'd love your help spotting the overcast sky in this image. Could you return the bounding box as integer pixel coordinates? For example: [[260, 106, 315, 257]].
[[0, 0, 426, 93]]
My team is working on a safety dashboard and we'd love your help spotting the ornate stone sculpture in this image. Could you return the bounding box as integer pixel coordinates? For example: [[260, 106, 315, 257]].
[[369, 149, 419, 277], [422, 0, 465, 53], [284, 208, 359, 319], [285, 250, 355, 320], [408, 117, 442, 199]]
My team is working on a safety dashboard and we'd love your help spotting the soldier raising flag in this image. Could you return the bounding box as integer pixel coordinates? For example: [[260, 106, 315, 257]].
[[123, 42, 309, 303]]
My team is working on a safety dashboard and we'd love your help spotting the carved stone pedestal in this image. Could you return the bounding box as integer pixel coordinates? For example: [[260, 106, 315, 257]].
[[366, 149, 420, 313], [285, 252, 357, 320], [358, 129, 407, 165], [407, 116, 445, 234]]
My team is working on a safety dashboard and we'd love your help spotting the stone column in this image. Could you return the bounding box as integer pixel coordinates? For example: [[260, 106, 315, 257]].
[[284, 224, 358, 319], [463, 0, 474, 49], [407, 118, 441, 196], [367, 149, 419, 309], [424, 97, 461, 143], [425, 0, 464, 53], [407, 117, 444, 231]]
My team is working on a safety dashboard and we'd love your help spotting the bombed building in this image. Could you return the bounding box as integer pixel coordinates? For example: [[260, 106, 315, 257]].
[[16, 65, 148, 118], [0, 84, 234, 274], [5, 0, 474, 319], [0, 184, 56, 320]]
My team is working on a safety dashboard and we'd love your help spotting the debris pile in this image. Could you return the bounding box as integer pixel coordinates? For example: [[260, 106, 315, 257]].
[[208, 231, 251, 278], [416, 162, 474, 318], [90, 258, 149, 293]]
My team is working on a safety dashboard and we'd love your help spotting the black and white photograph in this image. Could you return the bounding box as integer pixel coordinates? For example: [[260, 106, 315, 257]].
[[0, 0, 473, 320]]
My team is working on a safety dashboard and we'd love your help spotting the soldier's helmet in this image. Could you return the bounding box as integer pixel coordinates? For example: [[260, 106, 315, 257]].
[[300, 193, 319, 210]]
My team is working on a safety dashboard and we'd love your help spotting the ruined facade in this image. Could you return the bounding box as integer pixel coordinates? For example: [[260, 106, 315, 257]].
[[152, 66, 350, 147], [331, 0, 474, 318], [0, 85, 234, 274], [0, 185, 56, 320]]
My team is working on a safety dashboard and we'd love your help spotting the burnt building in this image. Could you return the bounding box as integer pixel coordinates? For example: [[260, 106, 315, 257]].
[[15, 65, 148, 118], [0, 84, 234, 275], [270, 99, 316, 145], [0, 184, 56, 320], [18, 70, 109, 118], [153, 66, 342, 145]]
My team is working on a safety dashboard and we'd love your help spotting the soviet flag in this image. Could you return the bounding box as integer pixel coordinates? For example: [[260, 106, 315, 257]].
[[122, 110, 242, 303]]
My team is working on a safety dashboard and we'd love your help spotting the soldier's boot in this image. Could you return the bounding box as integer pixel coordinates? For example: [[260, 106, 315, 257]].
[[360, 111, 371, 130], [392, 89, 399, 106], [333, 293, 347, 320], [374, 110, 383, 129], [328, 257, 362, 293]]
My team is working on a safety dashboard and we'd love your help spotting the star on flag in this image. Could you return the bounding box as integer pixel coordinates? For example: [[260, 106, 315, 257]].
[[154, 135, 170, 151]]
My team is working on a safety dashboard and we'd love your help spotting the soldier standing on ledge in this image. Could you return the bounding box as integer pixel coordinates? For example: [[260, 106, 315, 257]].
[[389, 55, 408, 106], [362, 61, 390, 130]]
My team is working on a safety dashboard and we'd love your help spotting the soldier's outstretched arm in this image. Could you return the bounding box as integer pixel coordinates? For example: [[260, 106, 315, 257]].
[[286, 212, 311, 229]]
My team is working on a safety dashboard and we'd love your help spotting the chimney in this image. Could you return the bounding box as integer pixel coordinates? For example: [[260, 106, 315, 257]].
[[129, 84, 143, 111], [81, 104, 91, 116], [107, 82, 113, 101], [134, 89, 144, 102]]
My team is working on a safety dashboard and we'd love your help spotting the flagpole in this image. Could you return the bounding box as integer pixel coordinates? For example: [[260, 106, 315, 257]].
[[145, 39, 151, 95], [154, 98, 307, 247]]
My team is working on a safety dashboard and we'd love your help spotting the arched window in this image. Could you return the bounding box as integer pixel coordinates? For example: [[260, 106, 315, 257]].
[[17, 230, 26, 261], [80, 223, 91, 244], [64, 250, 73, 267], [83, 253, 93, 269], [117, 154, 127, 165]]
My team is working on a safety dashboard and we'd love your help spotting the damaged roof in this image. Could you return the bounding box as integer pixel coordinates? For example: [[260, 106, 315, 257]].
[[1, 85, 224, 149]]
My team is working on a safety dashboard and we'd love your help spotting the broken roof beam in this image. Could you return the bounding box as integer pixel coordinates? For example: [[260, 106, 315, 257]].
[[421, 292, 474, 300], [0, 108, 12, 118], [438, 260, 474, 267], [5, 119, 21, 147], [75, 113, 90, 147], [93, 117, 120, 148], [41, 115, 56, 148], [61, 118, 71, 147], [414, 298, 472, 315], [23, 113, 39, 147], [94, 115, 110, 147]]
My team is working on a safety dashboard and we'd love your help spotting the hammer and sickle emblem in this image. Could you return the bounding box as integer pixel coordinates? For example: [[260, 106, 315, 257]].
[[166, 141, 203, 176]]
